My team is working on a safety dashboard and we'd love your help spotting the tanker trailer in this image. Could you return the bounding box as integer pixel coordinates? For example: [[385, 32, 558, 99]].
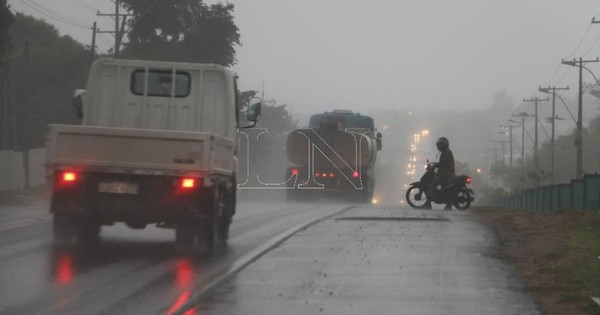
[[286, 110, 382, 203]]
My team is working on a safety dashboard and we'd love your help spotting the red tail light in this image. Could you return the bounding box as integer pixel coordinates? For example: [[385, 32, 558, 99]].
[[61, 171, 78, 183], [315, 172, 320, 177], [181, 178, 196, 189], [291, 168, 299, 175], [352, 171, 359, 178], [329, 172, 335, 178], [466, 177, 473, 184]]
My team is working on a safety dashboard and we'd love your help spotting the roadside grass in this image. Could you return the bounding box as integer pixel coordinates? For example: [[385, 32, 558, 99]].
[[471, 207, 600, 314], [563, 221, 600, 303]]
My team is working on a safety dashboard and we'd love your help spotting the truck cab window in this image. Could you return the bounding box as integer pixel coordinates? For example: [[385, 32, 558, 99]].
[[131, 70, 191, 97]]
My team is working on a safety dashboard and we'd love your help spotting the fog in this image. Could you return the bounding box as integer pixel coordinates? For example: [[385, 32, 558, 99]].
[[8, 0, 600, 202], [9, 0, 600, 112]]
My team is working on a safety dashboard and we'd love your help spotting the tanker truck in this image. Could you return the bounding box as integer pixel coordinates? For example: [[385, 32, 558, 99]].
[[286, 110, 381, 203]]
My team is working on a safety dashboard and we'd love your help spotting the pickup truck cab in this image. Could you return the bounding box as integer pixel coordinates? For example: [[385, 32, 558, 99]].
[[46, 58, 259, 248]]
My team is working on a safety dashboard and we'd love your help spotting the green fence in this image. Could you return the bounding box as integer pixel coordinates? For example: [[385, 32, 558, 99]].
[[483, 173, 599, 211], [585, 175, 600, 211]]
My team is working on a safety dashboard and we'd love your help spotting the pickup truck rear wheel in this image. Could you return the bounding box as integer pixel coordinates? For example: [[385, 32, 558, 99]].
[[176, 221, 197, 247], [198, 215, 217, 250], [53, 214, 75, 244], [77, 219, 101, 244], [218, 186, 233, 242]]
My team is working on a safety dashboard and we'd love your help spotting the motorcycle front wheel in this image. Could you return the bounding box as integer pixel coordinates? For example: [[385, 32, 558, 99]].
[[453, 188, 472, 210], [406, 185, 428, 209]]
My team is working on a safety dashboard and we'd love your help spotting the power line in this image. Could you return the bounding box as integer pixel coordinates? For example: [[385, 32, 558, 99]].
[[20, 1, 86, 29], [555, 93, 577, 124], [22, 0, 89, 29], [582, 31, 600, 57], [97, 0, 133, 55], [65, 0, 96, 12], [561, 57, 600, 179], [565, 22, 593, 59], [523, 96, 549, 171], [548, 16, 598, 85], [555, 67, 572, 85]]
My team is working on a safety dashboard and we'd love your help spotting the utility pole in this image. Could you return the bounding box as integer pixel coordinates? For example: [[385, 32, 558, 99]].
[[511, 112, 534, 175], [523, 97, 549, 172], [19, 41, 31, 189], [97, 0, 132, 55], [90, 22, 97, 64], [539, 86, 569, 184], [561, 57, 599, 179], [490, 139, 507, 166], [501, 122, 520, 167]]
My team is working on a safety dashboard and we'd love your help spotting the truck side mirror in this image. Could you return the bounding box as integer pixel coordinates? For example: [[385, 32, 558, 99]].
[[246, 102, 261, 123], [72, 89, 85, 119], [376, 132, 382, 151]]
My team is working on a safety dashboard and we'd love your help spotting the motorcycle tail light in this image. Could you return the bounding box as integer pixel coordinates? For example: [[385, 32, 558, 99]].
[[291, 168, 299, 175], [352, 171, 359, 178], [466, 177, 473, 184]]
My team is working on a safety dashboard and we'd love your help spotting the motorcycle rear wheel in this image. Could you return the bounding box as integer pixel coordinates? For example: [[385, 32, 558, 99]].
[[453, 188, 472, 210], [406, 186, 428, 209]]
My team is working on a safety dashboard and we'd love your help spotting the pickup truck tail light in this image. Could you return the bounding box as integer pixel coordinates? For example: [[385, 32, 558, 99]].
[[181, 178, 196, 189], [61, 171, 78, 183]]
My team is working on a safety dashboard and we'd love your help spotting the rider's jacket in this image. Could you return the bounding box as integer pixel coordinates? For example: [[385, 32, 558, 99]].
[[438, 148, 455, 178]]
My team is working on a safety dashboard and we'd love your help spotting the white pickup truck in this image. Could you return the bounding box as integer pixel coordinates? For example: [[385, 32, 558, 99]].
[[45, 58, 260, 248]]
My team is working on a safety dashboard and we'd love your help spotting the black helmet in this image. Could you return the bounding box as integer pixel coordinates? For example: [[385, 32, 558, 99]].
[[436, 137, 449, 150]]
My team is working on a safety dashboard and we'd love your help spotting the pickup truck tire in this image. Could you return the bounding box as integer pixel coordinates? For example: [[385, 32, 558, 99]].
[[200, 216, 217, 250], [175, 221, 197, 247], [53, 214, 75, 244], [218, 186, 233, 242], [77, 218, 101, 244]]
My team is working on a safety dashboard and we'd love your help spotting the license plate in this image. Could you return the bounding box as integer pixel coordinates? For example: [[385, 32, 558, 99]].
[[98, 182, 139, 195]]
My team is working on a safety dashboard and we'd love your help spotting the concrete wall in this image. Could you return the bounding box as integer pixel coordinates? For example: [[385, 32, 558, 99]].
[[0, 149, 46, 191]]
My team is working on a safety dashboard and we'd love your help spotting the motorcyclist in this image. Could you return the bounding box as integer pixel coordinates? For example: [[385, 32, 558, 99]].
[[424, 137, 455, 209]]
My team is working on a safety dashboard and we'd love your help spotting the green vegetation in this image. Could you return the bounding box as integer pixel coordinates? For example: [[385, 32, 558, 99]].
[[0, 0, 14, 64], [120, 0, 240, 66], [1, 13, 89, 150], [566, 221, 600, 298], [0, 2, 242, 153]]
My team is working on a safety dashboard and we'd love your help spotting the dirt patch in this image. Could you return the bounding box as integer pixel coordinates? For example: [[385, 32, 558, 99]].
[[472, 207, 600, 315]]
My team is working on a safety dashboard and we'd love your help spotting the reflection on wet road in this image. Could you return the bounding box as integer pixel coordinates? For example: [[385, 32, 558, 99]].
[[0, 201, 348, 315]]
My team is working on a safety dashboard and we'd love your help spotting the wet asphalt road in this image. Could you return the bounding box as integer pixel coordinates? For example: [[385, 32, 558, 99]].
[[0, 200, 541, 315], [195, 206, 542, 315], [0, 199, 350, 315]]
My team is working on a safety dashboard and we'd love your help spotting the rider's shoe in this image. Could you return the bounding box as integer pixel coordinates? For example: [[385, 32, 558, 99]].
[[422, 203, 432, 209], [444, 204, 452, 210]]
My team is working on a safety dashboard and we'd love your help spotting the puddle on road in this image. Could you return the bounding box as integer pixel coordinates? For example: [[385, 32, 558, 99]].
[[335, 216, 449, 222]]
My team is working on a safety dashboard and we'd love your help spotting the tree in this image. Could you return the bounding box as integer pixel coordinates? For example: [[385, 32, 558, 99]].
[[256, 100, 297, 137], [2, 13, 89, 150], [0, 0, 14, 64], [120, 0, 240, 66]]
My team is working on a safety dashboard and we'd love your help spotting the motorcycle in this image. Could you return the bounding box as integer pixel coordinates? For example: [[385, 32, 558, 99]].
[[405, 160, 475, 210]]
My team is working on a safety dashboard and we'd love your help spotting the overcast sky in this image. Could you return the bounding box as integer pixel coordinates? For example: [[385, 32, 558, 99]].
[[8, 0, 600, 116]]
